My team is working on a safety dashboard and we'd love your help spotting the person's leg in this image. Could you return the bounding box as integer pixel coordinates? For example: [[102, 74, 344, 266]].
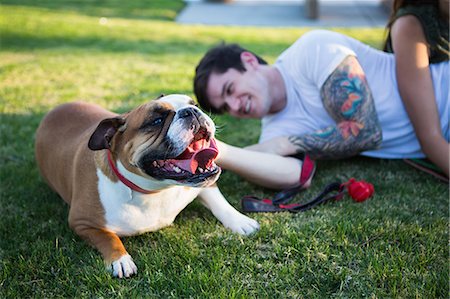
[[215, 140, 308, 190]]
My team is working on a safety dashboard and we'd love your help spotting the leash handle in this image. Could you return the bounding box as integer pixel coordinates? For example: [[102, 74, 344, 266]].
[[271, 154, 316, 205], [241, 182, 345, 213], [279, 182, 344, 212]]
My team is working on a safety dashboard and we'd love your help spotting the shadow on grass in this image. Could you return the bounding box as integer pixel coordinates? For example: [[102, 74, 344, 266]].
[[0, 31, 291, 59], [0, 112, 71, 255]]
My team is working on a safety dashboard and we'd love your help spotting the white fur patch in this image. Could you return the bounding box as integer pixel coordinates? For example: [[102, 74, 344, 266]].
[[97, 168, 201, 236], [158, 94, 194, 110]]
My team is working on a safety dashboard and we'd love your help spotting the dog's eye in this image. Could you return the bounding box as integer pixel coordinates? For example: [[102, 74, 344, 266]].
[[140, 116, 164, 131], [151, 117, 163, 126]]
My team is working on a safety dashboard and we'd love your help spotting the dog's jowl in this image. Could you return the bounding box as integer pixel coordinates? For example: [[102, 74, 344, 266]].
[[35, 94, 259, 278]]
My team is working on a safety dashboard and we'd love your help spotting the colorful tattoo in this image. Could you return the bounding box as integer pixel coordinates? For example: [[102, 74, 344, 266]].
[[313, 126, 336, 138], [338, 120, 364, 140], [288, 56, 382, 159], [341, 93, 362, 118]]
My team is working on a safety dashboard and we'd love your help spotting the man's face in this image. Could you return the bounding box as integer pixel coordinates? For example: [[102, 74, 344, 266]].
[[205, 54, 273, 119]]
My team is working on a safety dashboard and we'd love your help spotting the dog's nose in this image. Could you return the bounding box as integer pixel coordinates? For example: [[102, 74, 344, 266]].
[[178, 107, 197, 119]]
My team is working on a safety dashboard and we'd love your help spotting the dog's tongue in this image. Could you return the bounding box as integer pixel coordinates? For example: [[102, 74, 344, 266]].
[[174, 139, 219, 173]]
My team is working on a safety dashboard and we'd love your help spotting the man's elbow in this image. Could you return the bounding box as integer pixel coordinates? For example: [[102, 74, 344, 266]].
[[364, 125, 383, 150], [371, 129, 383, 149], [355, 127, 383, 154]]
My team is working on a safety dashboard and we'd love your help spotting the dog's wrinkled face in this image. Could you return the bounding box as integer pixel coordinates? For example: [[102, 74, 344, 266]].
[[89, 94, 221, 187]]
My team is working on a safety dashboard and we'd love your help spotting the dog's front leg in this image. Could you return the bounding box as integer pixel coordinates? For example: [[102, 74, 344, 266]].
[[198, 185, 259, 235], [70, 223, 137, 278]]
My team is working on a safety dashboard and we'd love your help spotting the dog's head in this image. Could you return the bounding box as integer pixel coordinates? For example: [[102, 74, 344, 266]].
[[88, 94, 220, 188]]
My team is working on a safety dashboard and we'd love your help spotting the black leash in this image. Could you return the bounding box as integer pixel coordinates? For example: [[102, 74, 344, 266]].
[[241, 182, 346, 213]]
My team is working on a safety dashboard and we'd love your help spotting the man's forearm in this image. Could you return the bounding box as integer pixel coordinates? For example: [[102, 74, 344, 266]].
[[215, 140, 302, 189], [288, 123, 382, 159]]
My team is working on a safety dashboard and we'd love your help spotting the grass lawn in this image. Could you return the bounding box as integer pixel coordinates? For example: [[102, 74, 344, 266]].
[[1, 0, 448, 297]]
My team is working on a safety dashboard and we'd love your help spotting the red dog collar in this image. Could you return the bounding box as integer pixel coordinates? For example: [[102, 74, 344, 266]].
[[107, 150, 155, 194]]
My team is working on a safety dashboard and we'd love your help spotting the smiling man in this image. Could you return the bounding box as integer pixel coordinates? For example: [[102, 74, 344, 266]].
[[194, 30, 449, 186]]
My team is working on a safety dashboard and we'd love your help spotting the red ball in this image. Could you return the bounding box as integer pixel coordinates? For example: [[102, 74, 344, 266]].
[[347, 179, 374, 202]]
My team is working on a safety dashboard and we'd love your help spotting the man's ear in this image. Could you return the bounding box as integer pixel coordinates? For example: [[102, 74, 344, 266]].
[[88, 117, 126, 151], [240, 51, 259, 69]]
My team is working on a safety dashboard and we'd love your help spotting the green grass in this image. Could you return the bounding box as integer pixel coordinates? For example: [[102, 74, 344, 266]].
[[1, 1, 448, 297]]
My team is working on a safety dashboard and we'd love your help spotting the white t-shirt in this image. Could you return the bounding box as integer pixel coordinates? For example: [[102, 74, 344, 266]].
[[260, 30, 450, 159]]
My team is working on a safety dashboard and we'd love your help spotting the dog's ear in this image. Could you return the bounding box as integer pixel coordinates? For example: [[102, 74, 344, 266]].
[[88, 117, 126, 151]]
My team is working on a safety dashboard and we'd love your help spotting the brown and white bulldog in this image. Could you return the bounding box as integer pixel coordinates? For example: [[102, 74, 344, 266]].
[[35, 94, 259, 278]]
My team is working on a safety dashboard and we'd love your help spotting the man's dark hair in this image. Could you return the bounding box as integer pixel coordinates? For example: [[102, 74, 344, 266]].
[[193, 43, 267, 114]]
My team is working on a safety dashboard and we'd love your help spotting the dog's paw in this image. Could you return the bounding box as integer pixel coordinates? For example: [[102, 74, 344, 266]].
[[225, 213, 260, 236], [111, 254, 137, 278]]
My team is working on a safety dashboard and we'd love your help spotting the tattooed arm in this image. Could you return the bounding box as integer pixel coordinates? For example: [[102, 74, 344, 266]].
[[288, 55, 382, 159], [248, 55, 382, 159]]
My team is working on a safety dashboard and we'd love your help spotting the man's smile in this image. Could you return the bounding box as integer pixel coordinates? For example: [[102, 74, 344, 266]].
[[244, 97, 251, 114]]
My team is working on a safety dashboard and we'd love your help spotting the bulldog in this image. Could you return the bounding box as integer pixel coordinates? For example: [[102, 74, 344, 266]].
[[35, 94, 259, 278]]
